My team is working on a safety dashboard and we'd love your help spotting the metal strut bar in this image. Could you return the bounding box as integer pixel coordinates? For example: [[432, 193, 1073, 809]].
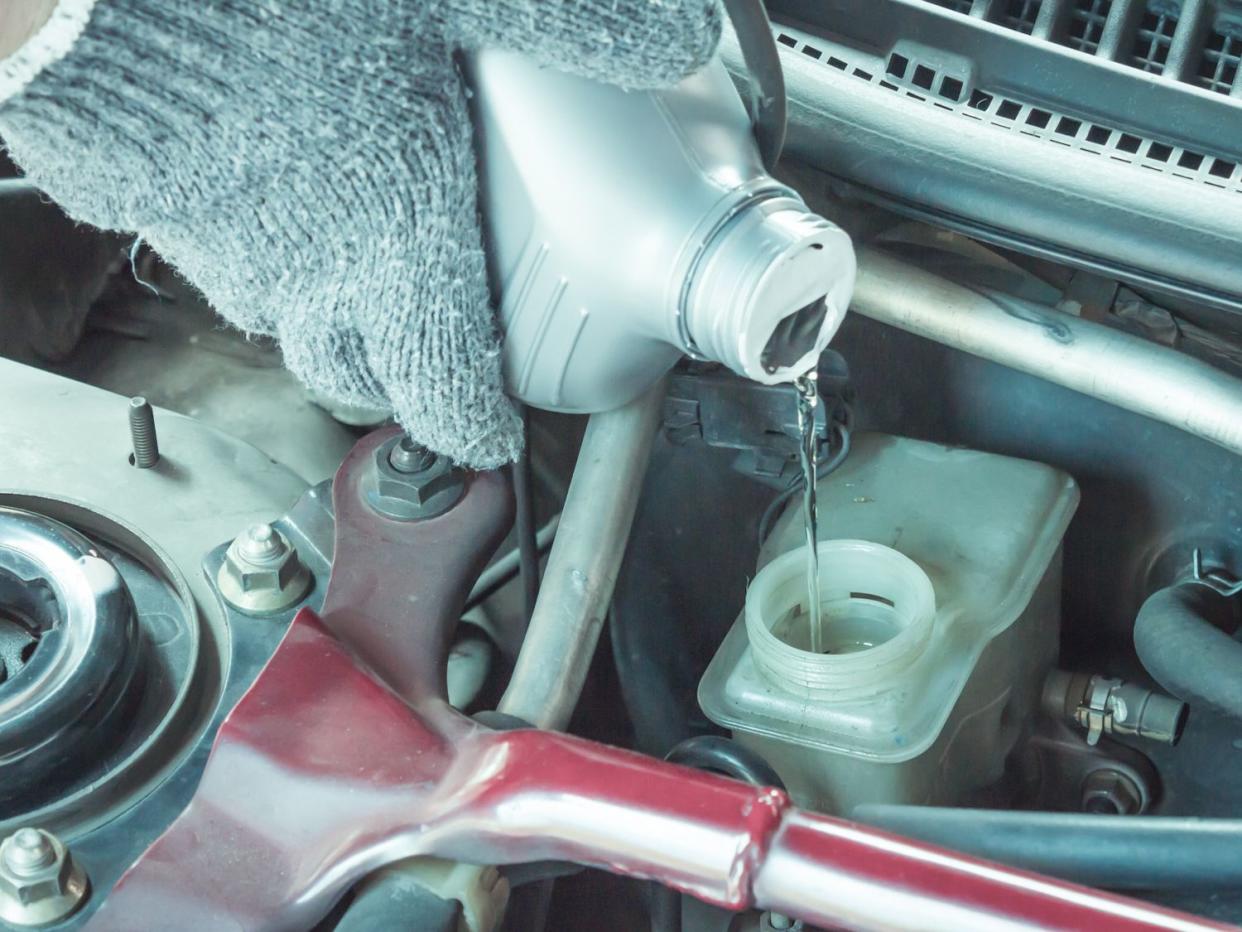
[[86, 428, 1226, 932]]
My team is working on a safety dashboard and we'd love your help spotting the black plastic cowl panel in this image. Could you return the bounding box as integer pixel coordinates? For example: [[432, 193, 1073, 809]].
[[753, 0, 1242, 310]]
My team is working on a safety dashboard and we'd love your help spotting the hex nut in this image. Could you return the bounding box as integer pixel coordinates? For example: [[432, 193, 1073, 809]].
[[0, 829, 88, 927], [366, 438, 465, 521], [216, 523, 312, 615], [1081, 769, 1142, 815]]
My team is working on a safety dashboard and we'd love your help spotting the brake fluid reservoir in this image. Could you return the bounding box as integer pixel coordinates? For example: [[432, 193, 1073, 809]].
[[470, 51, 856, 412], [698, 433, 1080, 813]]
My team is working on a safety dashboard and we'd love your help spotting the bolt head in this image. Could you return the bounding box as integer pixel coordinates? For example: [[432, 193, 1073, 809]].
[[1081, 769, 1142, 815], [224, 526, 299, 593], [217, 525, 311, 615], [0, 829, 88, 926]]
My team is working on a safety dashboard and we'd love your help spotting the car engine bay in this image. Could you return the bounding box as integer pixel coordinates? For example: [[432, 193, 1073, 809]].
[[3, 1, 1242, 929]]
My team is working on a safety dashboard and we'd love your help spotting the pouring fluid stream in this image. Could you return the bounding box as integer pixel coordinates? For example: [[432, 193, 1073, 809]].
[[795, 373, 822, 654]]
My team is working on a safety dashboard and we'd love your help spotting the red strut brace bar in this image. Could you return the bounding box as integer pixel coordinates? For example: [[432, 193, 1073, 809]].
[[87, 429, 1229, 931]]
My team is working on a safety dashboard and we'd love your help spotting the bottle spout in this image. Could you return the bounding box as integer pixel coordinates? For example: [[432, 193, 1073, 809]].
[[684, 195, 856, 385]]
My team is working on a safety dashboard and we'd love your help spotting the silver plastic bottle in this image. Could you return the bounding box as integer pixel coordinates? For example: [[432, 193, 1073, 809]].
[[471, 50, 856, 412]]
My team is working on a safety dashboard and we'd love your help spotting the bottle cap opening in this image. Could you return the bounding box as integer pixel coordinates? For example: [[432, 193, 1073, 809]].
[[684, 196, 856, 384], [760, 297, 830, 374]]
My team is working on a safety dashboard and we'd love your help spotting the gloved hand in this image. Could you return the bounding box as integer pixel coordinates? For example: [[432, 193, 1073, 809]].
[[0, 0, 722, 467]]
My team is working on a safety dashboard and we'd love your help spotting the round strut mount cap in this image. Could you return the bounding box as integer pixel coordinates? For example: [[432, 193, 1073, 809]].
[[0, 508, 140, 809]]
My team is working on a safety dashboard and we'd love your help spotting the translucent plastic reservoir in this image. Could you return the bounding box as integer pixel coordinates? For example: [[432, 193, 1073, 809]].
[[698, 432, 1079, 813]]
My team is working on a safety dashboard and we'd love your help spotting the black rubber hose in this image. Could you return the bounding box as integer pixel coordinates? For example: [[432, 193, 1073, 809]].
[[609, 437, 772, 758], [664, 735, 787, 789], [852, 805, 1242, 892], [722, 0, 787, 170], [650, 738, 784, 932], [1133, 582, 1242, 719]]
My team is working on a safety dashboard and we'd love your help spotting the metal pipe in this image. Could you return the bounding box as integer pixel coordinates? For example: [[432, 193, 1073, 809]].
[[850, 805, 1242, 892], [499, 380, 665, 730], [852, 248, 1242, 459], [513, 404, 541, 622]]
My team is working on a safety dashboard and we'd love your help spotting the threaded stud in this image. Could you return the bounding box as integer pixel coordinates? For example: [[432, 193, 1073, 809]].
[[3, 829, 54, 876], [389, 436, 437, 473], [238, 523, 286, 562], [128, 397, 160, 468]]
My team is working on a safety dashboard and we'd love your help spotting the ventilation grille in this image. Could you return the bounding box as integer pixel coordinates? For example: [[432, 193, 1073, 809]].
[[1199, 27, 1242, 90], [909, 0, 1242, 96], [1066, 0, 1113, 52], [1003, 0, 1044, 33], [777, 28, 1242, 194], [1131, 10, 1177, 71]]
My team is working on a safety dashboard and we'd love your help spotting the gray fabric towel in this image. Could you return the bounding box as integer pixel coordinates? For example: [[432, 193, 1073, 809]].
[[0, 0, 722, 467]]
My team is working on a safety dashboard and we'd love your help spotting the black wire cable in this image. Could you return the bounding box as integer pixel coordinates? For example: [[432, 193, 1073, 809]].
[[722, 0, 787, 170]]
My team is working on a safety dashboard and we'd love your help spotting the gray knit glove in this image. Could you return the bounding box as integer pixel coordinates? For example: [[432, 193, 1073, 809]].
[[0, 0, 722, 467]]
